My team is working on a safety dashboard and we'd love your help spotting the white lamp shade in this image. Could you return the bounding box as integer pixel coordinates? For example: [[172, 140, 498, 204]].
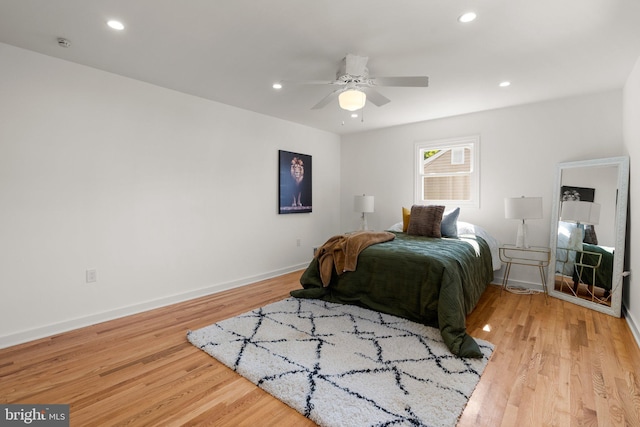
[[339, 89, 366, 111], [504, 197, 543, 220], [354, 195, 374, 213], [561, 200, 600, 225]]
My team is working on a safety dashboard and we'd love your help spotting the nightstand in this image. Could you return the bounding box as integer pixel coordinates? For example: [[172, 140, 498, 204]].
[[499, 244, 551, 301]]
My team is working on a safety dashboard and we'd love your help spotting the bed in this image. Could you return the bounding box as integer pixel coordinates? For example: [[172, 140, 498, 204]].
[[291, 206, 499, 358]]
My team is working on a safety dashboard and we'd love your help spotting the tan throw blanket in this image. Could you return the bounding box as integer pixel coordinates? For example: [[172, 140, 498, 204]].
[[315, 231, 396, 286]]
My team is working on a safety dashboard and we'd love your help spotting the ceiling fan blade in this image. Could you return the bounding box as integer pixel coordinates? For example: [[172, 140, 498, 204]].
[[279, 79, 339, 86], [361, 88, 391, 107], [311, 90, 340, 110], [370, 76, 429, 87]]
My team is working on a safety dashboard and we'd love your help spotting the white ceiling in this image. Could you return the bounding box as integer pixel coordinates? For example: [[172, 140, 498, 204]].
[[1, 0, 640, 135]]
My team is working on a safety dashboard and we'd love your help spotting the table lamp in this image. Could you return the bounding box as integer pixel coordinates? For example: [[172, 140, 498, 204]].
[[504, 196, 543, 248], [560, 200, 600, 251], [354, 194, 374, 231]]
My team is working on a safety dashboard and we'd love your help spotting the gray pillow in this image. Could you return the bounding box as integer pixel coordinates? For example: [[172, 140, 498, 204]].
[[441, 207, 460, 237], [407, 205, 445, 237], [583, 224, 598, 245]]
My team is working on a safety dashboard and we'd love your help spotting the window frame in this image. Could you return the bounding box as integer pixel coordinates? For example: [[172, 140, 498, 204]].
[[414, 135, 480, 208]]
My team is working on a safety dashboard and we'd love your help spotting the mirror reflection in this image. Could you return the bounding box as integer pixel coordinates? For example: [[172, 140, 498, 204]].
[[549, 157, 629, 317]]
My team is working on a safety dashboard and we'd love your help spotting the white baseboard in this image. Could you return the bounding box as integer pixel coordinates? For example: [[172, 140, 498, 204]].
[[494, 275, 546, 292], [8, 267, 635, 351], [623, 304, 640, 350], [0, 263, 309, 350]]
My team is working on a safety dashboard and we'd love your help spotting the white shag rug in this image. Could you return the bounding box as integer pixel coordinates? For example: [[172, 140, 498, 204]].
[[187, 298, 493, 427]]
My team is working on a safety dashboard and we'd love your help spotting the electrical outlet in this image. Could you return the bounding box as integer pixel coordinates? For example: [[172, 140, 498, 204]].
[[86, 269, 97, 283]]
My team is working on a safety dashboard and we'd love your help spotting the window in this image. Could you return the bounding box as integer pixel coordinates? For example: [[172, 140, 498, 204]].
[[414, 135, 479, 208]]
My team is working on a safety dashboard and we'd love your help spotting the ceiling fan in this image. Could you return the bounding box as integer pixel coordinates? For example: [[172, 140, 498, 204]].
[[279, 54, 429, 111]]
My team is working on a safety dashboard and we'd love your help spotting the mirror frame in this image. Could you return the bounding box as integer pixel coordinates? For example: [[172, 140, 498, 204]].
[[548, 156, 629, 317]]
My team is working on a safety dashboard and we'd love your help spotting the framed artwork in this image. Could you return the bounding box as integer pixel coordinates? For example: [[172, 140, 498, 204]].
[[279, 150, 312, 214], [560, 185, 595, 202]]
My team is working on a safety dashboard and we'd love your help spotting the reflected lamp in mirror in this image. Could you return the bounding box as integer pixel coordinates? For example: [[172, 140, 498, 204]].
[[504, 196, 543, 248], [354, 194, 374, 231], [560, 200, 600, 251]]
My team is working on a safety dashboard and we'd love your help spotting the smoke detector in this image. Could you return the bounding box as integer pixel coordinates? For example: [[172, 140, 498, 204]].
[[57, 38, 71, 48]]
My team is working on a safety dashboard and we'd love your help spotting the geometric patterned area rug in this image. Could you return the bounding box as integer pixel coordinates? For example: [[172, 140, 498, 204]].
[[187, 298, 494, 427]]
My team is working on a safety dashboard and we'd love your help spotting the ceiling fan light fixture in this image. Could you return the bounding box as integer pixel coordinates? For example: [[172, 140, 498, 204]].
[[338, 89, 366, 111]]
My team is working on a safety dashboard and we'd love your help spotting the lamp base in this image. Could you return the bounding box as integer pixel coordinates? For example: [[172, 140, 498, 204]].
[[567, 226, 584, 251], [360, 213, 368, 231], [515, 222, 529, 248]]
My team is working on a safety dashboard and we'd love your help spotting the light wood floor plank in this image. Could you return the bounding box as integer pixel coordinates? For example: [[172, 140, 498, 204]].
[[1, 270, 640, 426]]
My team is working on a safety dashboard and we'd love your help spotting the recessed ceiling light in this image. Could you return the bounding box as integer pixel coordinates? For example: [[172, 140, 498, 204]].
[[499, 81, 511, 87], [272, 82, 282, 89], [458, 12, 477, 23], [107, 20, 125, 30], [351, 113, 358, 118]]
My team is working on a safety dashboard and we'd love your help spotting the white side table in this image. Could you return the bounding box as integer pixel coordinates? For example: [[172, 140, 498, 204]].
[[499, 245, 551, 301]]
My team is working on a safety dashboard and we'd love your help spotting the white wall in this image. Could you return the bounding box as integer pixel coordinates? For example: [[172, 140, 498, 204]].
[[341, 91, 624, 287], [623, 55, 640, 343], [0, 43, 341, 347]]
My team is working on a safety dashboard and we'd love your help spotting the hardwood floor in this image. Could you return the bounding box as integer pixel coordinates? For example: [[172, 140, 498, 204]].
[[1, 271, 639, 426]]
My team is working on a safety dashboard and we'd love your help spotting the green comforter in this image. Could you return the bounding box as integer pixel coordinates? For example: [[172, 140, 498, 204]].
[[572, 243, 614, 291], [291, 232, 494, 358]]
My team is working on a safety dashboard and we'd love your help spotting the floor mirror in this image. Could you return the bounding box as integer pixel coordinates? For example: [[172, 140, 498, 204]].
[[548, 156, 629, 317]]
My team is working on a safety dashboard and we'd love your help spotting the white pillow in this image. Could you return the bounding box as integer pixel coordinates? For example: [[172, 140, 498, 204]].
[[457, 221, 501, 271], [556, 221, 577, 275], [386, 222, 403, 232]]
